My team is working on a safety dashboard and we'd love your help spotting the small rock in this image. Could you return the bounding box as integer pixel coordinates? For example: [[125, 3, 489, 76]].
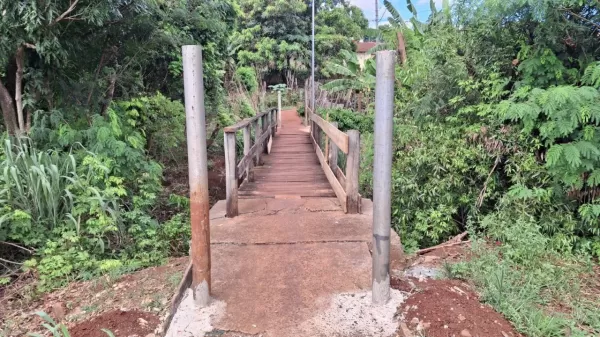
[[138, 318, 148, 327], [458, 314, 466, 321], [410, 317, 420, 325], [460, 329, 472, 337], [443, 325, 448, 329], [145, 334, 156, 337]]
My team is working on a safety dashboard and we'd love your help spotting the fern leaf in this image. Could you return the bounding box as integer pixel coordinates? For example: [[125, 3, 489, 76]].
[[546, 145, 562, 167], [588, 170, 600, 187], [575, 140, 600, 159], [563, 143, 582, 168]]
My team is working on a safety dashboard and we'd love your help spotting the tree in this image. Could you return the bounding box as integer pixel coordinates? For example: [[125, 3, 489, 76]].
[[322, 50, 375, 112]]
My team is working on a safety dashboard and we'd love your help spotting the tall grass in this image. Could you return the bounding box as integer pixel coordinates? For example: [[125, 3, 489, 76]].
[[0, 138, 77, 228]]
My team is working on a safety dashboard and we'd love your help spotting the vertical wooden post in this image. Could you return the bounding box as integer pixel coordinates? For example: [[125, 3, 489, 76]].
[[328, 122, 339, 173], [277, 91, 282, 129], [182, 45, 211, 306], [243, 125, 253, 182], [262, 114, 269, 155], [254, 119, 261, 165], [372, 50, 395, 305], [346, 130, 360, 214], [224, 131, 238, 217], [304, 79, 309, 126]]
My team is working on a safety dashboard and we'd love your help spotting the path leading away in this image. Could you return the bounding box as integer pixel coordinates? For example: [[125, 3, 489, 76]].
[[167, 110, 405, 337], [239, 110, 335, 198]]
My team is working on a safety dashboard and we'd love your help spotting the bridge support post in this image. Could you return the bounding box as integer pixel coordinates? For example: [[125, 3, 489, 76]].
[[243, 125, 254, 182], [182, 45, 211, 307], [277, 91, 282, 129], [346, 130, 360, 214], [225, 131, 238, 217], [372, 50, 395, 305], [254, 120, 261, 165], [328, 122, 338, 173]]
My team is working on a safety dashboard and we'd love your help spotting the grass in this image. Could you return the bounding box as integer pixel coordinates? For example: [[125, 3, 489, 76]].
[[444, 217, 600, 337]]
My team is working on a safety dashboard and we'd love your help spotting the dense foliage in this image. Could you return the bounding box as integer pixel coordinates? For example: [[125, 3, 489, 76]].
[[0, 0, 371, 292]]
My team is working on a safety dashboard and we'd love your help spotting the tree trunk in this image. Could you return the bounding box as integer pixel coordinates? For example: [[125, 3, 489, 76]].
[[0, 79, 17, 136], [15, 46, 25, 132], [100, 74, 117, 116], [397, 32, 407, 65], [357, 91, 363, 112]]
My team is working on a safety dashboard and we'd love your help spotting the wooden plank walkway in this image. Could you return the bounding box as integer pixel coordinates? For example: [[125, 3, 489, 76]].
[[238, 109, 336, 199]]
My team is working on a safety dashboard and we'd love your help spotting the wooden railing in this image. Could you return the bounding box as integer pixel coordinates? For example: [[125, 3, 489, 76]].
[[309, 111, 361, 214], [224, 108, 278, 217]]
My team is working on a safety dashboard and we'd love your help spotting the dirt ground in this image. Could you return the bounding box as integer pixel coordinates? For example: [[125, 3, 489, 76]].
[[393, 245, 522, 337], [0, 257, 189, 337]]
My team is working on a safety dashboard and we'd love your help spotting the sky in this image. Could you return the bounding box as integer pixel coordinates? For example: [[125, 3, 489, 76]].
[[349, 0, 441, 27]]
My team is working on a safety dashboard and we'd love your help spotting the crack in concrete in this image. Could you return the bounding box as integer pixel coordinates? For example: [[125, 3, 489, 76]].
[[207, 328, 264, 337], [211, 239, 368, 246]]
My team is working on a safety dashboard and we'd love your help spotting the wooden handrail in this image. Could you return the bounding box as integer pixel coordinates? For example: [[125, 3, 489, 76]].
[[309, 115, 361, 214], [223, 109, 274, 133], [310, 113, 349, 154], [224, 108, 278, 217]]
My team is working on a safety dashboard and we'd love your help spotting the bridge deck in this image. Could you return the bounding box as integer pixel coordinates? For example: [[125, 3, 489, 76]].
[[238, 109, 336, 199]]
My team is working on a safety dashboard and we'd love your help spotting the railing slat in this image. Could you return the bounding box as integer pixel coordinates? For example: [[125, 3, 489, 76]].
[[243, 125, 253, 182], [310, 113, 349, 154]]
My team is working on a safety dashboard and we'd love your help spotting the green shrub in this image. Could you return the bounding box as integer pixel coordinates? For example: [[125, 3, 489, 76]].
[[236, 67, 258, 93]]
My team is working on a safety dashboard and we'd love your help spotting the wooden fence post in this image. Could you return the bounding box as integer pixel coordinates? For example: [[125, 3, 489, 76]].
[[224, 131, 238, 217], [328, 122, 338, 173], [277, 91, 282, 129], [304, 79, 309, 126], [182, 45, 211, 306], [346, 130, 360, 214], [254, 120, 260, 165], [243, 125, 253, 182]]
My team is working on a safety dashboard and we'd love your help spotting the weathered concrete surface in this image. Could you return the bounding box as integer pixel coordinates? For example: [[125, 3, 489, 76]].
[[167, 197, 405, 337]]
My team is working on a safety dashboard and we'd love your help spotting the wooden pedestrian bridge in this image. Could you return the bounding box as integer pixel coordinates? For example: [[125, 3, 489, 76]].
[[222, 107, 361, 216], [167, 107, 404, 337]]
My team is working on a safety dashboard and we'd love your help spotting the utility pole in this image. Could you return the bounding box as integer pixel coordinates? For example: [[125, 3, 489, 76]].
[[372, 50, 395, 305], [311, 0, 316, 115], [375, 0, 379, 30], [182, 45, 211, 307]]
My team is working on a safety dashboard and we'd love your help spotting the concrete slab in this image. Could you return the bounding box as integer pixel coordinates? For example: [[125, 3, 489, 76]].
[[210, 242, 372, 336], [210, 212, 372, 244], [168, 197, 406, 337]]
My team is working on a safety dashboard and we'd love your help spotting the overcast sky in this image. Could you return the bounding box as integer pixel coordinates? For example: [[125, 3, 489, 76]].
[[348, 0, 441, 27]]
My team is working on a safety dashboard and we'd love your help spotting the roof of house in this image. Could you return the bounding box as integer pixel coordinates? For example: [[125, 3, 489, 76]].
[[355, 41, 377, 53]]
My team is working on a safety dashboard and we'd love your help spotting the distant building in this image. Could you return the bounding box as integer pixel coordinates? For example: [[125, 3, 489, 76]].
[[354, 41, 377, 69]]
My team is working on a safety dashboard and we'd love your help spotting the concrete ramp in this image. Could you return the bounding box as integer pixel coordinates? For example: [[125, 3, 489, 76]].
[[166, 198, 404, 337]]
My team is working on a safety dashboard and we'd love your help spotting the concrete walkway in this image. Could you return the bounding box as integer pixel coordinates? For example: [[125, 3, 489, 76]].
[[167, 197, 405, 337], [166, 109, 405, 337]]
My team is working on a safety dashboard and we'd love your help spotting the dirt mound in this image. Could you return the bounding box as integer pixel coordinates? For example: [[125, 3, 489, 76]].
[[395, 278, 521, 337], [70, 310, 159, 337]]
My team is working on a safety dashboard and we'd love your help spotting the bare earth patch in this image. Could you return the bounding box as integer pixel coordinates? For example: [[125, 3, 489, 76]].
[[0, 257, 189, 336], [395, 278, 521, 337]]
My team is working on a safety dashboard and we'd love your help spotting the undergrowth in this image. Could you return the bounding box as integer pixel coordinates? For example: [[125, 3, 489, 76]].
[[446, 202, 600, 336]]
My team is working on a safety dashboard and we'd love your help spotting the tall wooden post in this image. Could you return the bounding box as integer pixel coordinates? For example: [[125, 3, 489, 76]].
[[346, 130, 360, 214], [304, 79, 309, 126], [224, 131, 238, 217], [182, 45, 211, 307], [328, 122, 339, 173], [243, 125, 253, 182], [372, 50, 395, 305], [254, 120, 261, 165], [277, 91, 282, 129]]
